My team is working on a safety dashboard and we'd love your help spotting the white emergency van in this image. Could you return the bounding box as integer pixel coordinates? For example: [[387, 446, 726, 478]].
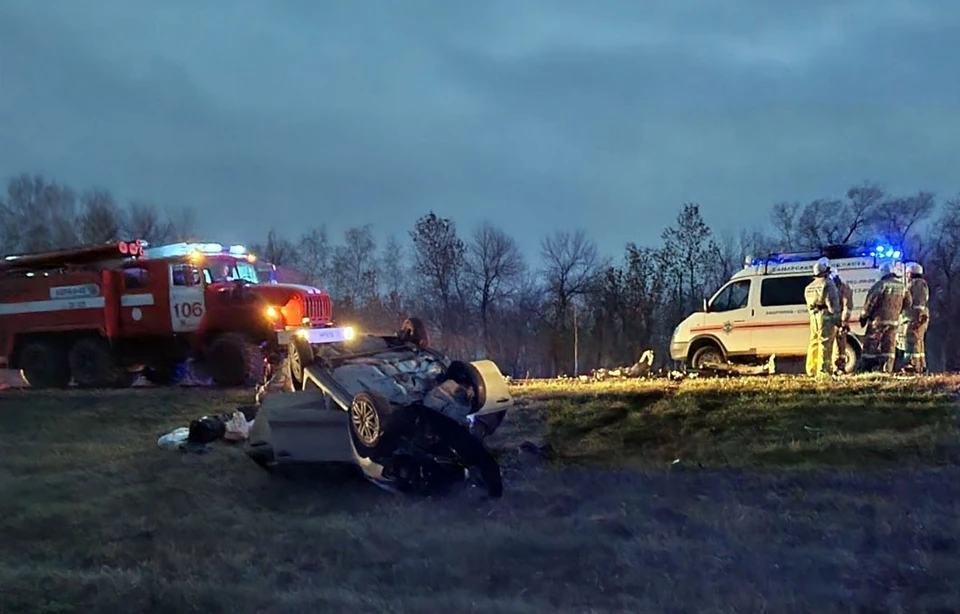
[[669, 244, 906, 373]]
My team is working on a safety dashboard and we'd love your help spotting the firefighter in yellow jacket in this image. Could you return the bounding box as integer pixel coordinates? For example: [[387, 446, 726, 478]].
[[901, 262, 930, 373], [857, 263, 904, 373], [804, 257, 841, 377], [830, 270, 854, 374]]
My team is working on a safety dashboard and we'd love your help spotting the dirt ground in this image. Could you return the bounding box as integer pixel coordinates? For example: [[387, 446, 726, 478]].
[[1, 385, 959, 613]]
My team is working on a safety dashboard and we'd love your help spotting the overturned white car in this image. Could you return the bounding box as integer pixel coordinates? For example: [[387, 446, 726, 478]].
[[247, 318, 513, 497]]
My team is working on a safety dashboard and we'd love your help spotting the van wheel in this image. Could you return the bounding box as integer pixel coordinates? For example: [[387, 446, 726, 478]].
[[842, 340, 860, 375], [690, 344, 726, 370]]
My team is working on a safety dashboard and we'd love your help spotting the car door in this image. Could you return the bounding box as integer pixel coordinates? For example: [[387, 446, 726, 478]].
[[168, 262, 205, 333], [755, 275, 814, 355], [702, 279, 754, 356]]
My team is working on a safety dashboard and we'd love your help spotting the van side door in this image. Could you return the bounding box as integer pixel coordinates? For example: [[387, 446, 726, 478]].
[[756, 275, 814, 355], [701, 279, 754, 356]]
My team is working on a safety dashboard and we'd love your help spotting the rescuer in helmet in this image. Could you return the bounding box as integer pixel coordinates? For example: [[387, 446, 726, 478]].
[[804, 257, 841, 377], [857, 262, 904, 373], [829, 269, 854, 374], [900, 262, 930, 374]]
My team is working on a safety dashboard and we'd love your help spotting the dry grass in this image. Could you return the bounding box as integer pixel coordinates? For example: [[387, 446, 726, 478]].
[[516, 374, 960, 469], [1, 379, 959, 612]]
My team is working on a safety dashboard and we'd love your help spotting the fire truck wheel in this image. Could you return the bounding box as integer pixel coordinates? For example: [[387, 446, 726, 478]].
[[68, 337, 132, 388], [206, 333, 264, 388], [19, 341, 71, 389]]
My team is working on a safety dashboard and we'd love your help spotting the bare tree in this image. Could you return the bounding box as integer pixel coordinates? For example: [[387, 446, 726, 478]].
[[869, 190, 936, 258], [409, 212, 467, 344], [464, 222, 525, 353], [127, 201, 175, 244], [1, 173, 79, 252], [540, 229, 601, 373], [925, 196, 960, 371], [296, 226, 332, 288], [166, 205, 199, 242], [330, 225, 378, 306], [379, 234, 407, 313], [77, 188, 127, 244], [770, 182, 884, 251], [251, 228, 298, 267], [659, 202, 715, 317]]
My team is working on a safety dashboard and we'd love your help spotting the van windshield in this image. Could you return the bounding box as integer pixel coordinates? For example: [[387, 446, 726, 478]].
[[709, 280, 750, 312]]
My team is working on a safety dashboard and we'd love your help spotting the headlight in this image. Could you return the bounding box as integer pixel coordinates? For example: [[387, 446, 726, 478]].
[[265, 306, 279, 319], [343, 326, 356, 341]]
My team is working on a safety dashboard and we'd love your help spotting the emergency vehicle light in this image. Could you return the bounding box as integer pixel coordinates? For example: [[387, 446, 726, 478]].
[[144, 242, 250, 259]]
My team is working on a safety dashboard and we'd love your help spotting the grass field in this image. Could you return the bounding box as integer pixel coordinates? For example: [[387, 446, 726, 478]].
[[2, 376, 960, 612]]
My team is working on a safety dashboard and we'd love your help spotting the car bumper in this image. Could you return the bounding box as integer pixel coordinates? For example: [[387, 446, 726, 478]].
[[670, 341, 688, 362]]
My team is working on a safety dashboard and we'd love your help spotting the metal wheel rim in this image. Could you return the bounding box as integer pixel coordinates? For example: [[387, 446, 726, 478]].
[[350, 397, 380, 446], [697, 349, 722, 367], [289, 346, 302, 377]]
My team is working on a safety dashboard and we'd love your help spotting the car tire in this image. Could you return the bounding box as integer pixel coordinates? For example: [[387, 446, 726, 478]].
[[690, 344, 725, 370], [287, 337, 314, 390], [842, 338, 860, 375], [444, 360, 486, 410], [19, 341, 71, 389], [399, 317, 429, 348], [348, 390, 397, 458]]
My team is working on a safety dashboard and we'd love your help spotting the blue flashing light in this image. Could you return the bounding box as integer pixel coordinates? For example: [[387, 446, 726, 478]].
[[229, 245, 246, 255], [893, 250, 902, 259]]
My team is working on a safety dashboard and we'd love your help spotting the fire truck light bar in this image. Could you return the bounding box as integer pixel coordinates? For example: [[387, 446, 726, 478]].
[[144, 242, 249, 259]]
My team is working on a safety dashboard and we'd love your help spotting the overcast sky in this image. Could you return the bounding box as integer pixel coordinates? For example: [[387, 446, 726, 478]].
[[1, 1, 958, 262]]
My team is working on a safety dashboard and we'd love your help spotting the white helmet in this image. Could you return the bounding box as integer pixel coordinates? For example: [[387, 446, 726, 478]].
[[905, 262, 923, 276], [813, 257, 830, 276], [878, 262, 893, 276]]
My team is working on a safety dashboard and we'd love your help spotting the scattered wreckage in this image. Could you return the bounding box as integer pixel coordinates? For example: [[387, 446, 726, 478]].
[[160, 317, 513, 498], [532, 350, 778, 384]]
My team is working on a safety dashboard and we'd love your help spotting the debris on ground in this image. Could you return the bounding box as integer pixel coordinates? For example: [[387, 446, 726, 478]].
[[157, 405, 258, 454]]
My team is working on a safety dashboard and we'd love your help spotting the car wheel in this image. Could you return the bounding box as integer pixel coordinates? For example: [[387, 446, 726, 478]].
[[287, 337, 314, 390], [444, 360, 486, 411], [348, 390, 396, 458], [690, 344, 725, 370], [399, 317, 429, 348]]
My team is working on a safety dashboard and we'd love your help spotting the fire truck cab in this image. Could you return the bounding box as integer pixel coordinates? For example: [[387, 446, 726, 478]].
[[0, 240, 342, 389]]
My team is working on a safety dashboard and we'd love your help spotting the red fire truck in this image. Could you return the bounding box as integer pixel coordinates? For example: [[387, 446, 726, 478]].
[[0, 240, 343, 389]]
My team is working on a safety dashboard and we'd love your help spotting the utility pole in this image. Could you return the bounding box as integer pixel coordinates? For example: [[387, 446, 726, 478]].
[[573, 301, 579, 377]]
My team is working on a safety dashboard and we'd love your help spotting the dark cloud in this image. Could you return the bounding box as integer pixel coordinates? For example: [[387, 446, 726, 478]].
[[1, 0, 959, 262]]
